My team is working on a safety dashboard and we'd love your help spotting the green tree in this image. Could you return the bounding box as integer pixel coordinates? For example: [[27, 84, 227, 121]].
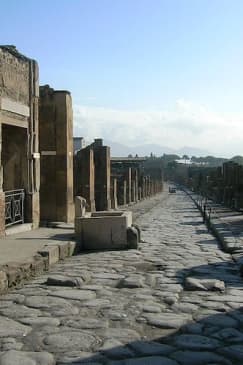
[[182, 154, 190, 164]]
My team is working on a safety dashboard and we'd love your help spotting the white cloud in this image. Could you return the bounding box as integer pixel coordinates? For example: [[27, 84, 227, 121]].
[[73, 99, 243, 157]]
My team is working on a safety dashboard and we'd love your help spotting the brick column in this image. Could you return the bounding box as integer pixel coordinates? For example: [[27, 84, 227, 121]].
[[125, 167, 132, 204], [141, 176, 146, 199], [75, 147, 96, 212], [93, 145, 111, 211], [26, 60, 40, 227], [39, 86, 74, 222], [131, 168, 138, 202], [111, 177, 118, 209]]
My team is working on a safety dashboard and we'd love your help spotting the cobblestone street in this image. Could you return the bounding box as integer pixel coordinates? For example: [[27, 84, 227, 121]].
[[1, 189, 243, 365]]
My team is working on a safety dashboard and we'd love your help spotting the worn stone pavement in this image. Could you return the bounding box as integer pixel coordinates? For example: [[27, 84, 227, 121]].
[[1, 189, 243, 364]]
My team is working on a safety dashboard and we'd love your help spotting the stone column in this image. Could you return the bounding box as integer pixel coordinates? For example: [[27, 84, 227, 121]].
[[131, 168, 138, 202], [75, 147, 96, 212], [39, 86, 74, 222], [117, 178, 126, 206], [111, 177, 118, 209], [147, 176, 151, 196], [123, 180, 127, 205], [93, 145, 111, 211], [149, 179, 153, 196], [141, 176, 146, 199], [125, 167, 132, 204], [145, 176, 149, 198], [26, 60, 40, 228]]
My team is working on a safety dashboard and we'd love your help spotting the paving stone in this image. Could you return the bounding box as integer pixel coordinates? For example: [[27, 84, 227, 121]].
[[212, 327, 243, 342], [158, 284, 183, 293], [63, 318, 108, 329], [102, 310, 127, 321], [117, 276, 145, 289], [0, 316, 31, 337], [0, 338, 23, 351], [0, 350, 55, 365], [171, 302, 198, 313], [173, 334, 221, 350], [171, 350, 232, 365], [80, 299, 111, 308], [56, 351, 104, 364], [141, 304, 162, 313], [0, 271, 8, 292], [143, 313, 191, 329], [99, 339, 134, 359], [129, 341, 175, 356], [0, 294, 25, 303], [19, 317, 60, 327], [0, 301, 14, 308], [46, 275, 84, 287], [100, 328, 140, 342], [182, 323, 204, 334], [0, 304, 42, 319], [199, 313, 239, 328], [108, 356, 179, 365], [218, 344, 243, 360], [92, 273, 125, 280], [206, 295, 243, 303], [49, 289, 97, 301], [24, 295, 79, 316], [185, 277, 225, 291], [43, 331, 100, 352]]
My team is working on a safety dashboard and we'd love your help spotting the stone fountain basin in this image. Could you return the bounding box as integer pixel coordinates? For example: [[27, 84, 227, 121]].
[[75, 211, 132, 250]]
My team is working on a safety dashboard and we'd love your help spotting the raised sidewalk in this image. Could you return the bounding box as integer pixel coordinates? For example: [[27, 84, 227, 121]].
[[0, 224, 77, 293], [185, 189, 243, 267]]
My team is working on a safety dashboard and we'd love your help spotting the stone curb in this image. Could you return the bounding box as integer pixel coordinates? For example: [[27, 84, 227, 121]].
[[183, 188, 243, 256], [0, 240, 79, 294]]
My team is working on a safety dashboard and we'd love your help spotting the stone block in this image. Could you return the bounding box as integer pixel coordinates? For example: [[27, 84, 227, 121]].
[[38, 245, 59, 266], [75, 196, 86, 217], [0, 270, 8, 292], [68, 241, 77, 256], [3, 262, 33, 288], [57, 242, 69, 260], [75, 211, 133, 250], [31, 255, 48, 274]]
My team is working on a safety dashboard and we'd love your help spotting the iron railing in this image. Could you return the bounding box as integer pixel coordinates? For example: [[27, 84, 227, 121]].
[[5, 189, 25, 227]]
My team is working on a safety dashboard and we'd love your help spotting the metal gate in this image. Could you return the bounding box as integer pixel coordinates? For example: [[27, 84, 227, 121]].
[[5, 189, 25, 227]]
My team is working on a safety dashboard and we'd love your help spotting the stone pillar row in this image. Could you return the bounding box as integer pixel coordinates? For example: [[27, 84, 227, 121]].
[[114, 167, 163, 209], [74, 152, 163, 212]]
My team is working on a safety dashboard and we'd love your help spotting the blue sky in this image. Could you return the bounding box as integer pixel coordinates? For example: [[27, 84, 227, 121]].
[[1, 0, 243, 156]]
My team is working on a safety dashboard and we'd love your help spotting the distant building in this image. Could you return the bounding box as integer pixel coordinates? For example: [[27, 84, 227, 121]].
[[73, 137, 85, 154]]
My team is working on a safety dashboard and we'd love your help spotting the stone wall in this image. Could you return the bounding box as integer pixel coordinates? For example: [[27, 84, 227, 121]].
[[0, 46, 30, 105], [0, 46, 40, 234]]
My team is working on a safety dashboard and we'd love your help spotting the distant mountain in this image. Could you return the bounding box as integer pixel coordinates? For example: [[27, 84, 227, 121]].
[[103, 140, 135, 156], [103, 139, 211, 158], [176, 146, 210, 157]]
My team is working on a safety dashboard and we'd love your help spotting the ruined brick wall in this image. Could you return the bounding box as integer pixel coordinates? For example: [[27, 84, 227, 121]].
[[0, 46, 40, 233], [0, 47, 29, 104]]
